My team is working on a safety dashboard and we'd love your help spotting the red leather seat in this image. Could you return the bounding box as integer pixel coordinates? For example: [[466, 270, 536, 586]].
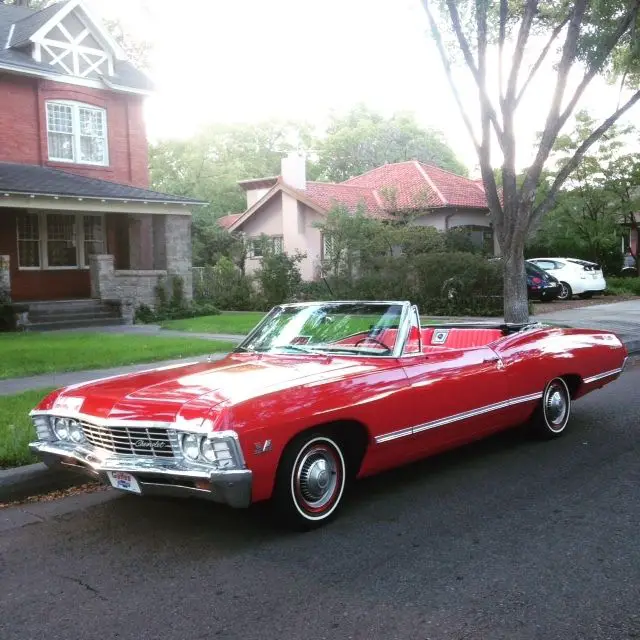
[[439, 328, 503, 349], [419, 327, 502, 350]]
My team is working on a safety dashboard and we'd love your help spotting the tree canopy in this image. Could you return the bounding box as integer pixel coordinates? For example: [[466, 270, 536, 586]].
[[313, 104, 467, 181], [528, 110, 640, 273], [149, 108, 466, 265], [422, 0, 640, 321]]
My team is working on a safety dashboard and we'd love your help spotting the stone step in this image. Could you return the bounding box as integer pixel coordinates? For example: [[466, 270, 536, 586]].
[[28, 310, 121, 323], [26, 317, 126, 332], [26, 299, 106, 313]]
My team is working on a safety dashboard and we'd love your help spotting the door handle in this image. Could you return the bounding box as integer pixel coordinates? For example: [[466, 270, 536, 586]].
[[483, 355, 504, 369]]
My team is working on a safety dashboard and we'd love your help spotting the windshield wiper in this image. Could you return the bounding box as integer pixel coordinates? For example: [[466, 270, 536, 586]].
[[277, 344, 320, 354]]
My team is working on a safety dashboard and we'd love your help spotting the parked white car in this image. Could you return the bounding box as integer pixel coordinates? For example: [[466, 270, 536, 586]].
[[527, 258, 607, 300]]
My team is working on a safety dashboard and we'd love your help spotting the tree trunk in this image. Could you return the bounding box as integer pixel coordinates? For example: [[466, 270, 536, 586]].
[[502, 243, 529, 324]]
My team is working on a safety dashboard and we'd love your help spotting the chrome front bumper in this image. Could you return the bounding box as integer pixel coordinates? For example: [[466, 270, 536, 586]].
[[29, 440, 252, 508]]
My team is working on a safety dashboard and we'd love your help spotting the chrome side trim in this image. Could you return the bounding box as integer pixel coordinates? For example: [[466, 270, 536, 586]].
[[375, 392, 543, 444], [583, 367, 624, 385]]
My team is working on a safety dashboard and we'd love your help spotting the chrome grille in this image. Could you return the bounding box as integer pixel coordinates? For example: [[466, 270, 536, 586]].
[[80, 422, 175, 458]]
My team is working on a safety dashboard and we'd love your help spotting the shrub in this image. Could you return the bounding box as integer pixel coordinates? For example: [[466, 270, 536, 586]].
[[407, 252, 503, 316], [135, 275, 221, 323], [194, 257, 254, 310], [604, 276, 640, 296], [255, 250, 304, 309]]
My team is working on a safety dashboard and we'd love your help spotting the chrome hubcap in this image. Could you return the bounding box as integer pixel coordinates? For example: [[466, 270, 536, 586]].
[[559, 284, 568, 299], [296, 446, 338, 510], [545, 384, 568, 429]]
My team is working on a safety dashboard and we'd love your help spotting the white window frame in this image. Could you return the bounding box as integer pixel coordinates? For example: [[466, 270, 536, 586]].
[[16, 213, 42, 271], [247, 235, 283, 258], [16, 212, 105, 271], [46, 100, 109, 166]]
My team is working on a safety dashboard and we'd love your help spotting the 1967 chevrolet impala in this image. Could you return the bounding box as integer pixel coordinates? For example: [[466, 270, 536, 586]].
[[29, 301, 628, 529]]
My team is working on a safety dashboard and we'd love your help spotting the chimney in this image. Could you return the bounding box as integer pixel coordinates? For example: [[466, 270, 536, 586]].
[[281, 151, 306, 190]]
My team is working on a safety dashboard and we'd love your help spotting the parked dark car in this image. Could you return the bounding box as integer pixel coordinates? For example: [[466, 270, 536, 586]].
[[525, 261, 561, 301]]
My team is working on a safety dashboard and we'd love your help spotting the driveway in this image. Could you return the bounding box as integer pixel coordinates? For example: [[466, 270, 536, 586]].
[[1, 365, 638, 640], [534, 299, 640, 349]]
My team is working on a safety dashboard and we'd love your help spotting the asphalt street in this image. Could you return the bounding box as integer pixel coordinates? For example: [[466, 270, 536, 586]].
[[1, 364, 639, 640]]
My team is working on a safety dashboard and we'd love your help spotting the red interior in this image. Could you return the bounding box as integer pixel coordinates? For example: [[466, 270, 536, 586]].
[[332, 327, 503, 352]]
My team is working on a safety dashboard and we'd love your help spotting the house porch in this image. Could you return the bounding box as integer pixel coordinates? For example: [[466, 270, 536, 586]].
[[0, 207, 192, 324]]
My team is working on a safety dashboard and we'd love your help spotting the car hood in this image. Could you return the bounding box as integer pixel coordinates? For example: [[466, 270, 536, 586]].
[[43, 354, 374, 426]]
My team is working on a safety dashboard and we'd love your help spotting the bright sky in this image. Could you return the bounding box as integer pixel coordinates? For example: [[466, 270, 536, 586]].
[[86, 0, 640, 176]]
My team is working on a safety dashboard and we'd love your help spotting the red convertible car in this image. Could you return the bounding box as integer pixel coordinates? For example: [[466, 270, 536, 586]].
[[29, 301, 628, 529]]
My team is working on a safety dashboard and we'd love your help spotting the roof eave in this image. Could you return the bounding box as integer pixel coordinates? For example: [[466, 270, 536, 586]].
[[0, 189, 207, 206], [0, 61, 152, 95]]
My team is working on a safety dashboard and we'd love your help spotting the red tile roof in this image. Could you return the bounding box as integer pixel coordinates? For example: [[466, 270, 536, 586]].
[[217, 213, 242, 229], [229, 161, 488, 232], [304, 182, 392, 219], [343, 161, 488, 211]]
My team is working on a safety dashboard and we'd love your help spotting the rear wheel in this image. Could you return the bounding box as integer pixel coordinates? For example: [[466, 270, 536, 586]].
[[557, 282, 573, 300], [273, 433, 348, 530], [530, 378, 571, 439]]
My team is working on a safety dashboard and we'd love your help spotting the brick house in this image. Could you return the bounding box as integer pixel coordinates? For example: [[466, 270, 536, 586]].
[[220, 153, 496, 281], [0, 0, 204, 327]]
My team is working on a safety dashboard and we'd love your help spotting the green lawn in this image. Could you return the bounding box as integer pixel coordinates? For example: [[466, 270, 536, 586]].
[[161, 311, 448, 336], [0, 388, 55, 469], [161, 312, 266, 335], [0, 333, 236, 380]]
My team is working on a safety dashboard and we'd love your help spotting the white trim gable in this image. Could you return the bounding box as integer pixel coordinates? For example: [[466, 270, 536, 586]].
[[29, 0, 127, 82]]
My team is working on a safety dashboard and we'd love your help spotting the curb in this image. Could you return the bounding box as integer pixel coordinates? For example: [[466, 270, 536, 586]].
[[0, 462, 85, 504], [623, 337, 640, 355], [2, 334, 639, 506]]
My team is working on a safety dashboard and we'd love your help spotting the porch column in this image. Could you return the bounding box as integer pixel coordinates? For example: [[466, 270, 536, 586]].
[[128, 214, 154, 270], [0, 255, 10, 302], [164, 214, 193, 302]]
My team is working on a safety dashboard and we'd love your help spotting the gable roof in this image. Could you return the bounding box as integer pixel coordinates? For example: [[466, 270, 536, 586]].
[[0, 0, 152, 94], [9, 0, 70, 48], [0, 161, 207, 205], [227, 160, 488, 232]]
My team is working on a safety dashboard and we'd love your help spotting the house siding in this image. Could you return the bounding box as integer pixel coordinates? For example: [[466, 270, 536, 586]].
[[243, 195, 284, 276], [0, 74, 149, 187], [411, 208, 491, 230]]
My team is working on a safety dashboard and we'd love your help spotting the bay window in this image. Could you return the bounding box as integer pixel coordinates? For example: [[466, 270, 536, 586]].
[[46, 101, 109, 166], [16, 213, 104, 270]]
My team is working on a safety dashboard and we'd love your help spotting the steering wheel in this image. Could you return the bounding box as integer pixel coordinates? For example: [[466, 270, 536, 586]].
[[354, 337, 392, 353]]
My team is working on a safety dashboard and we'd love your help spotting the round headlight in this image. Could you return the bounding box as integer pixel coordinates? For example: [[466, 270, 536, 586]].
[[200, 438, 217, 463], [68, 420, 85, 443], [182, 434, 201, 461], [53, 417, 70, 440]]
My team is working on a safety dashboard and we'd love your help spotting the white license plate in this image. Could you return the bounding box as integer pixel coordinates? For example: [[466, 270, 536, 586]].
[[107, 471, 141, 494]]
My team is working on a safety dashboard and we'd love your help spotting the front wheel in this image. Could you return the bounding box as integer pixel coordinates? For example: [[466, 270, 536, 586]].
[[273, 433, 348, 530], [530, 378, 572, 439], [557, 282, 573, 300]]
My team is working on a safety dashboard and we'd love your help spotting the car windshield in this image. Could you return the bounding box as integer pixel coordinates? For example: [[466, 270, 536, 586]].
[[235, 302, 406, 356]]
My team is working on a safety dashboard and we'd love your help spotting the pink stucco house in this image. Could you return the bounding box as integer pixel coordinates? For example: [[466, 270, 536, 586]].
[[219, 153, 495, 281]]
